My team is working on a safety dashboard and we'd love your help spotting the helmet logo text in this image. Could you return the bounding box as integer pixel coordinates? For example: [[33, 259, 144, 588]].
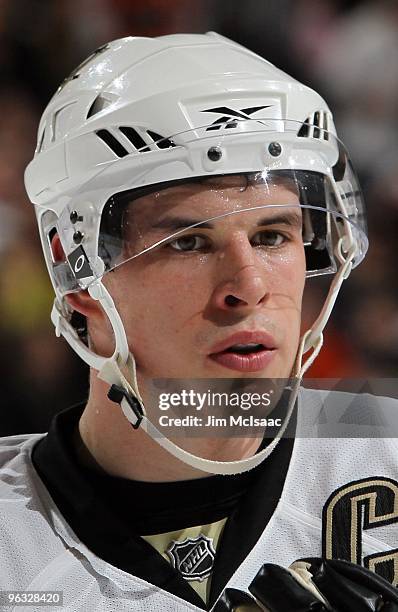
[[67, 246, 93, 280]]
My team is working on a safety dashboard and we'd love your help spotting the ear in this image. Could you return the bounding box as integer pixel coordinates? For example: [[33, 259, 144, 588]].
[[51, 233, 104, 320], [51, 232, 65, 263]]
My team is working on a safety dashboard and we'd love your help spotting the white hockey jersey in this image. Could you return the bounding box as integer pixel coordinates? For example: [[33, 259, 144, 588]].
[[0, 388, 397, 611]]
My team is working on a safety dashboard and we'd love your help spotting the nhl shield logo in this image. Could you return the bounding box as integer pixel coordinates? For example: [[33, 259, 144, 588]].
[[167, 535, 216, 581]]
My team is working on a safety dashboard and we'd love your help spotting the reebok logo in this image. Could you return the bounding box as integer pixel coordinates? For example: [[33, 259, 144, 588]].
[[201, 105, 272, 131]]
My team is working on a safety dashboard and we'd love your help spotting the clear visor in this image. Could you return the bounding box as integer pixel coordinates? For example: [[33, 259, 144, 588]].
[[52, 120, 368, 293], [97, 170, 367, 281]]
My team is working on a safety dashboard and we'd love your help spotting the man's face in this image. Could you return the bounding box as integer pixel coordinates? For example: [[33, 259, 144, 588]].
[[103, 175, 306, 381]]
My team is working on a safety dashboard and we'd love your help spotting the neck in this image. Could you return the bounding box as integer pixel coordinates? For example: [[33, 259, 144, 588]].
[[78, 370, 262, 482]]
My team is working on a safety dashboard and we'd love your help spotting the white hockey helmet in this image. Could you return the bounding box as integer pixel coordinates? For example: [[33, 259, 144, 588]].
[[25, 33, 367, 474]]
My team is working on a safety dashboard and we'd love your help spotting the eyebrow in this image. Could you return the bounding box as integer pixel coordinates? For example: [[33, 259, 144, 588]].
[[150, 211, 303, 231]]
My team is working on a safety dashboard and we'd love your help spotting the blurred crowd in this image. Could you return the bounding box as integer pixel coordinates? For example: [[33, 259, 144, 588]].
[[0, 0, 397, 434]]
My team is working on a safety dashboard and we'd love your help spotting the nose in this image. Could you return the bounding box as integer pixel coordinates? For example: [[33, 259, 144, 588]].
[[211, 237, 269, 311]]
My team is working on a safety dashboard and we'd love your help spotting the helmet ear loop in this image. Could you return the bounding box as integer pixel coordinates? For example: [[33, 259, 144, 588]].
[[88, 280, 130, 364], [88, 278, 146, 415]]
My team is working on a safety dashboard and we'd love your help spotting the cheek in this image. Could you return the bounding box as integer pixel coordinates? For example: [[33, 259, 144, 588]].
[[270, 247, 306, 305], [270, 251, 306, 354], [117, 267, 208, 336]]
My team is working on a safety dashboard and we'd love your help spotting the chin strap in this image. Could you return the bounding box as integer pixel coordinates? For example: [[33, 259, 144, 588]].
[[98, 354, 303, 476]]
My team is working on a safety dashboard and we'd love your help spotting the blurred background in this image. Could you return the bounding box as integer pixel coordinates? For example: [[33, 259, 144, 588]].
[[1, 0, 397, 434]]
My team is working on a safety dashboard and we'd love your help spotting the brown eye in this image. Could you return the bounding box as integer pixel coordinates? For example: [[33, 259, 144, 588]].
[[169, 235, 208, 252], [251, 231, 286, 247]]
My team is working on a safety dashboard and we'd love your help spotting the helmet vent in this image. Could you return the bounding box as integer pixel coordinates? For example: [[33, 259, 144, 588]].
[[146, 130, 176, 149], [298, 112, 330, 141], [96, 126, 177, 157], [96, 129, 129, 158], [87, 95, 114, 119], [119, 126, 150, 152], [36, 127, 46, 154], [119, 126, 176, 152]]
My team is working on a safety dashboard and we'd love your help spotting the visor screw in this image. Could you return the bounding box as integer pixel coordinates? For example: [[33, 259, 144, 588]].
[[268, 142, 282, 157], [73, 230, 84, 244], [70, 210, 83, 224], [207, 146, 222, 162]]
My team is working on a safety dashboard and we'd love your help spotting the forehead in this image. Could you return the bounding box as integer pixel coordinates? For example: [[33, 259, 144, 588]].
[[125, 174, 301, 226]]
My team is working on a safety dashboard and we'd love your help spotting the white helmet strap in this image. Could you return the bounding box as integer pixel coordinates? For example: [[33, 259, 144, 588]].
[[98, 355, 302, 476]]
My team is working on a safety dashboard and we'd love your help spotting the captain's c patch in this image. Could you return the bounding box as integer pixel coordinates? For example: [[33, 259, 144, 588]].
[[322, 477, 398, 586]]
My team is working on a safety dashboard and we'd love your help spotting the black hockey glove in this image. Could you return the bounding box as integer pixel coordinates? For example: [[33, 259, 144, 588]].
[[214, 557, 398, 611]]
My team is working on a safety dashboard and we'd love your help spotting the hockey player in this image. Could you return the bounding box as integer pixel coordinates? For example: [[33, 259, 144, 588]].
[[1, 33, 397, 610]]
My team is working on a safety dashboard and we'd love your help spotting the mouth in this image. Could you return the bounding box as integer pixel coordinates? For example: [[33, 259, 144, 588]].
[[208, 332, 277, 373], [223, 343, 265, 354]]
